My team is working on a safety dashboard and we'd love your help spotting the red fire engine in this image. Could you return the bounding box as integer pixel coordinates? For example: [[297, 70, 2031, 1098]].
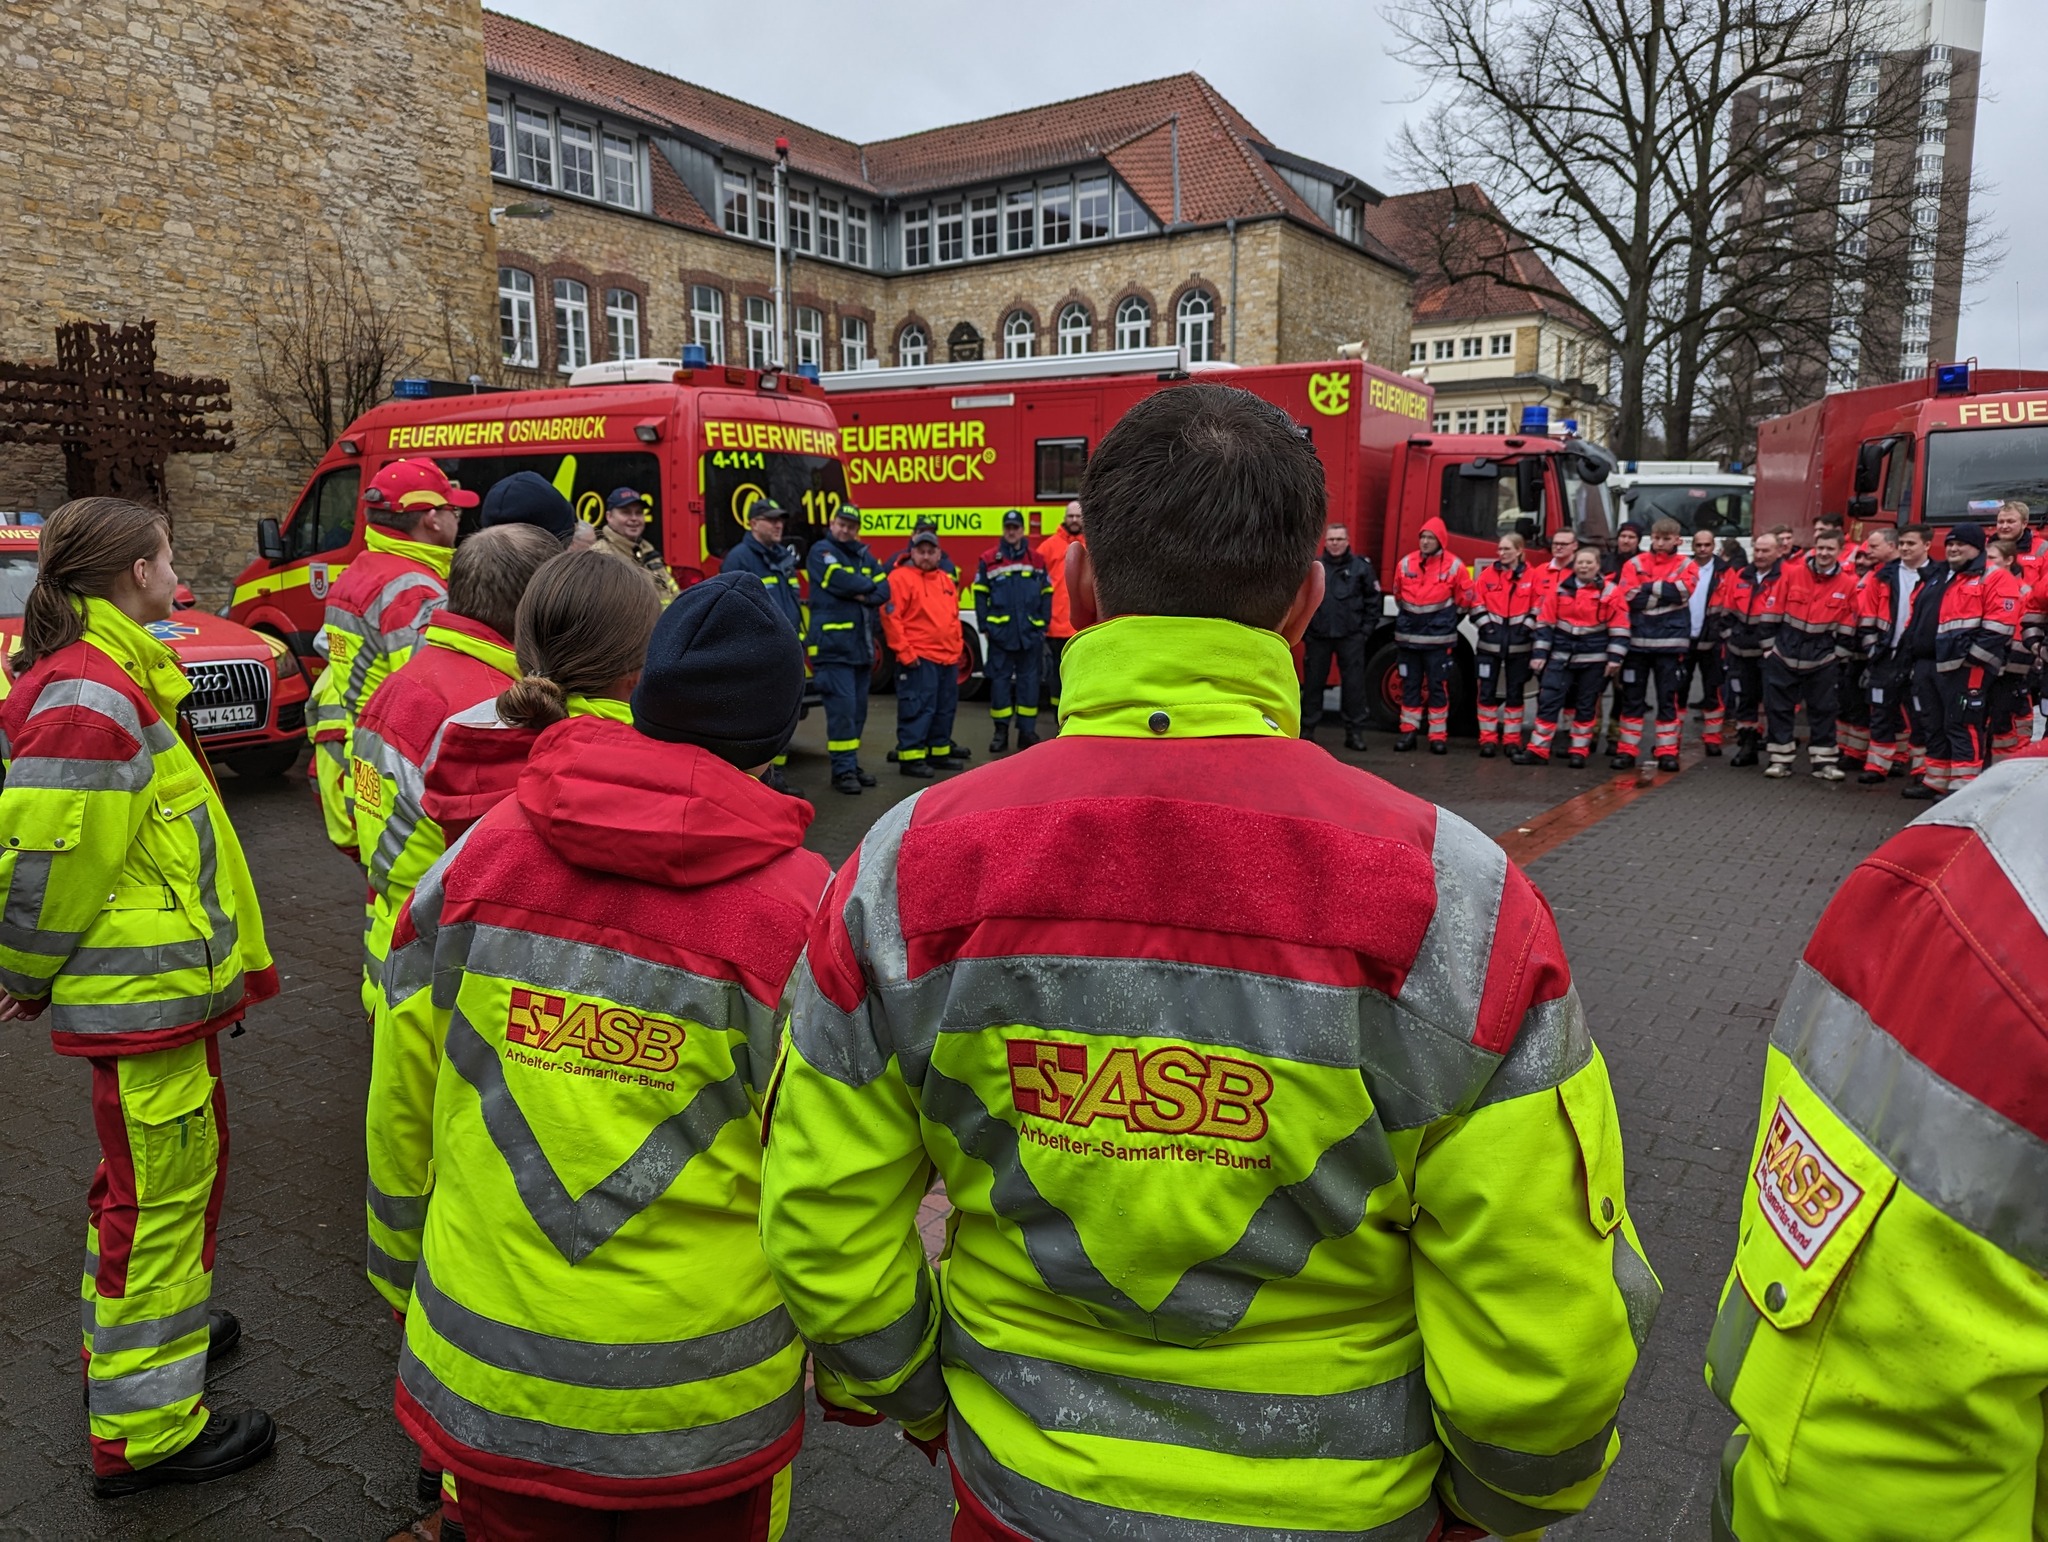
[[822, 349, 1616, 725]]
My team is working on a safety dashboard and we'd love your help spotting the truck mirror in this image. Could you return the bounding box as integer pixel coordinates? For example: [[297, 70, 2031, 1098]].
[[1515, 458, 1544, 513], [256, 517, 285, 563], [1853, 440, 1888, 496], [1847, 494, 1878, 518]]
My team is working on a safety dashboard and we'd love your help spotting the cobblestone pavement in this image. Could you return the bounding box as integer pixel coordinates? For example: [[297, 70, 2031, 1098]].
[[0, 698, 1919, 1540]]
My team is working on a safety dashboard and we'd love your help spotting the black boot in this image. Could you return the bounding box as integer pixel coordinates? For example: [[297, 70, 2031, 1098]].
[[1429, 739, 1448, 755], [1728, 731, 1760, 768], [1017, 729, 1039, 748], [1393, 732, 1418, 752], [1657, 755, 1681, 772], [94, 1408, 277, 1497], [1479, 741, 1498, 759], [833, 772, 863, 795], [989, 723, 1009, 755], [900, 759, 936, 780], [1344, 730, 1369, 751], [1901, 780, 1940, 800], [1609, 753, 1637, 770], [854, 765, 877, 787]]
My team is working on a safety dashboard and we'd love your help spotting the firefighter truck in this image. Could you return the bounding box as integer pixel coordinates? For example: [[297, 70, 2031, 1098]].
[[821, 348, 1616, 727], [1755, 364, 2048, 545]]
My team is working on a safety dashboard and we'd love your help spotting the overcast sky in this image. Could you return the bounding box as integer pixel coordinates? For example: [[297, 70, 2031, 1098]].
[[495, 0, 2040, 368]]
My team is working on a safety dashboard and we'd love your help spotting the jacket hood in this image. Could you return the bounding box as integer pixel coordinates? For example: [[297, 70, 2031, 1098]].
[[1419, 516, 1450, 550], [516, 716, 813, 888]]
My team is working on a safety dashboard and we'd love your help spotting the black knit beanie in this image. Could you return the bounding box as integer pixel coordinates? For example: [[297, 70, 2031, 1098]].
[[631, 572, 805, 767], [480, 471, 577, 544]]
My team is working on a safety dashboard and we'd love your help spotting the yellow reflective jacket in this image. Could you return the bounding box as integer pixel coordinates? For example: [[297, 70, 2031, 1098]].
[[761, 614, 1656, 1541], [305, 656, 353, 854], [0, 598, 276, 1056]]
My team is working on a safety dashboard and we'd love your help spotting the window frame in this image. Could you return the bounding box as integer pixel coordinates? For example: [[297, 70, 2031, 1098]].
[[1077, 176, 1111, 242], [1433, 339, 1455, 360], [722, 171, 751, 238], [846, 204, 870, 267], [787, 188, 812, 253], [1039, 181, 1072, 247], [554, 278, 592, 373], [1002, 310, 1035, 360], [936, 199, 964, 264], [514, 106, 555, 186], [903, 205, 932, 268], [1005, 188, 1036, 253], [1114, 296, 1151, 351], [1114, 182, 1154, 237], [817, 195, 842, 261], [488, 99, 509, 177], [970, 193, 1000, 257], [1409, 342, 1427, 363], [1035, 438, 1089, 500], [557, 119, 597, 198], [690, 284, 725, 365], [605, 288, 640, 362], [744, 295, 775, 369], [498, 267, 538, 368], [841, 315, 870, 370], [793, 305, 824, 369], [898, 324, 929, 368], [1483, 406, 1508, 435], [754, 177, 776, 245], [1489, 332, 1513, 356], [1175, 288, 1217, 363], [1460, 336, 1483, 359], [1056, 302, 1091, 356], [601, 132, 639, 208]]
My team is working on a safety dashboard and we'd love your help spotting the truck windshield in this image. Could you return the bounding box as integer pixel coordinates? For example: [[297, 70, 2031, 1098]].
[[1923, 426, 2048, 522], [1619, 482, 1752, 536], [1439, 462, 1544, 541], [700, 449, 851, 558], [0, 554, 35, 619], [431, 450, 664, 545]]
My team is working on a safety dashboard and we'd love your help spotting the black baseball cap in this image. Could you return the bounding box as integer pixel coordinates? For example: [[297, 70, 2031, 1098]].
[[1002, 509, 1024, 529], [910, 530, 940, 548]]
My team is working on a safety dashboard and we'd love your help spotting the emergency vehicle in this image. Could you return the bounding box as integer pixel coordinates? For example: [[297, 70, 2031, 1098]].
[[821, 348, 1616, 726], [1756, 364, 2048, 545], [230, 361, 850, 663], [1610, 460, 1754, 545], [0, 524, 311, 778]]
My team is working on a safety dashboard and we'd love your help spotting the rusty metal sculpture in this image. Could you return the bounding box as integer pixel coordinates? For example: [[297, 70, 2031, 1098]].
[[0, 321, 233, 512]]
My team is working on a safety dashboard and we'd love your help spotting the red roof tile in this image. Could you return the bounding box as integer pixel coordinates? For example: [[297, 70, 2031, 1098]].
[[1365, 185, 1597, 331]]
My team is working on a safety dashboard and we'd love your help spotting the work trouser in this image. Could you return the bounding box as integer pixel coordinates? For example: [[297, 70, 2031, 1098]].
[[1920, 663, 1987, 792], [895, 658, 958, 763], [82, 1036, 228, 1476], [1397, 644, 1453, 741], [1724, 652, 1765, 737], [814, 663, 870, 778], [1040, 636, 1070, 713], [1474, 648, 1532, 747], [985, 642, 1043, 744], [1988, 675, 2031, 761], [1677, 642, 1728, 747], [1836, 659, 1871, 764], [1616, 651, 1685, 759], [1863, 657, 1917, 774], [1525, 659, 1606, 760], [1300, 632, 1369, 734], [460, 1464, 793, 1542], [1763, 655, 1841, 773]]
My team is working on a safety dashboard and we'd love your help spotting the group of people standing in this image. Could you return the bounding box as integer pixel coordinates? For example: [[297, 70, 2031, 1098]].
[[1301, 499, 2044, 793]]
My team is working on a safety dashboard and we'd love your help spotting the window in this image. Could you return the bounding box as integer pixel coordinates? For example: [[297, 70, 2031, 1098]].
[[514, 107, 554, 185], [904, 206, 932, 267], [554, 279, 591, 372], [842, 315, 870, 370], [937, 200, 964, 263], [1115, 182, 1155, 236], [817, 196, 841, 260], [898, 324, 928, 367], [1410, 342, 1427, 363], [605, 289, 640, 361], [1334, 202, 1360, 244], [755, 178, 776, 244], [794, 306, 823, 370], [846, 204, 869, 266], [281, 467, 361, 561], [1077, 176, 1111, 241], [1175, 289, 1217, 362], [1036, 439, 1088, 499], [722, 171, 750, 237], [602, 133, 639, 208], [558, 121, 596, 197], [1484, 407, 1508, 434], [1056, 303, 1090, 356], [498, 268, 537, 366], [690, 285, 724, 364], [1114, 296, 1151, 350], [1455, 408, 1479, 433], [1433, 339, 1455, 360], [970, 194, 999, 257], [744, 296, 775, 368], [787, 189, 812, 253], [1438, 461, 1530, 539], [488, 100, 509, 176], [1489, 333, 1513, 356], [1432, 412, 1451, 432], [1003, 310, 1035, 359], [1040, 181, 1072, 246], [1006, 188, 1035, 252], [1460, 336, 1482, 358]]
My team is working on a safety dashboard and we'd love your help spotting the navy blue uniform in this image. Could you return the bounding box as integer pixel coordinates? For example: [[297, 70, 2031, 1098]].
[[972, 538, 1052, 743], [806, 534, 889, 777]]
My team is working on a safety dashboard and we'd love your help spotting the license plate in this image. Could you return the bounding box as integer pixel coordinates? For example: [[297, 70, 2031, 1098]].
[[190, 703, 259, 731]]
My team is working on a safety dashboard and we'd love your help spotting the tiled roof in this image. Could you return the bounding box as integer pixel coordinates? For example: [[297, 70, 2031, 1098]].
[[483, 10, 1397, 258], [1365, 185, 1597, 331], [647, 144, 717, 232]]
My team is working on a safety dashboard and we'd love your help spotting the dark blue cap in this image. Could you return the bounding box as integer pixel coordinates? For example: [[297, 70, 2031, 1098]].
[[480, 472, 576, 544], [631, 572, 805, 767]]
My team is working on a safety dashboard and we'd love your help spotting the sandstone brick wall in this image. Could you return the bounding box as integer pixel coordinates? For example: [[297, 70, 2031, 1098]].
[[1270, 222, 1412, 370], [0, 0, 498, 601]]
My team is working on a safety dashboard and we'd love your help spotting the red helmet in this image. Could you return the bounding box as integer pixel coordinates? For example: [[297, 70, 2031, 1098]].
[[364, 458, 479, 512]]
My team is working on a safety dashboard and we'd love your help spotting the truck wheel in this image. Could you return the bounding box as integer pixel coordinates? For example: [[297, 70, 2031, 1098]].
[[1363, 639, 1404, 732], [222, 744, 302, 780]]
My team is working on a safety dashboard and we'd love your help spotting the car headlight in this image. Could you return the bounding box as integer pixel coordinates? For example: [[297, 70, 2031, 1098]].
[[263, 634, 302, 679]]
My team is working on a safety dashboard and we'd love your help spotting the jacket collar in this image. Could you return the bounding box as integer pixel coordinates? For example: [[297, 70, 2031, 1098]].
[[423, 613, 517, 676], [566, 694, 633, 723], [365, 525, 455, 579], [80, 597, 188, 716], [1058, 615, 1298, 740]]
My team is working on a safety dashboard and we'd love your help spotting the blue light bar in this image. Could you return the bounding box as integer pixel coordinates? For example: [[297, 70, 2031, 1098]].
[[392, 377, 430, 399], [1519, 405, 1551, 434], [1934, 361, 1972, 395], [680, 344, 709, 368], [797, 363, 821, 382]]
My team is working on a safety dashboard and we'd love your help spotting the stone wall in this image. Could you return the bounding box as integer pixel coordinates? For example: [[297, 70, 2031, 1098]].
[[0, 0, 498, 600], [1270, 221, 1413, 371]]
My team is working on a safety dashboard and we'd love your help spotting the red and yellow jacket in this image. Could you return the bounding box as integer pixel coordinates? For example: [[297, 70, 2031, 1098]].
[[1391, 517, 1475, 647]]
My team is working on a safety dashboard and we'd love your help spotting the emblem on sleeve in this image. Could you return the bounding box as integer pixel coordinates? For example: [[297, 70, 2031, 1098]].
[[1754, 1098, 1862, 1267]]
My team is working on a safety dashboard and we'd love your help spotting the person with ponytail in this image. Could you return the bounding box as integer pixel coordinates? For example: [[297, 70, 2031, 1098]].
[[0, 498, 277, 1494]]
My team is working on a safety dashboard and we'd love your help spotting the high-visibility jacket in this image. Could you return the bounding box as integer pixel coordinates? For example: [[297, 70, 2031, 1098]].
[[880, 564, 963, 666], [372, 714, 829, 1503], [1037, 528, 1085, 640], [1390, 517, 1474, 648], [720, 533, 804, 637], [350, 615, 518, 1019], [1933, 558, 2004, 674], [970, 540, 1052, 652], [1706, 748, 2048, 1541], [760, 614, 1656, 1541], [1768, 555, 1859, 674], [1472, 558, 1540, 656], [805, 535, 888, 665], [305, 660, 354, 855], [417, 693, 634, 850], [1618, 551, 1700, 654], [0, 598, 276, 1056], [1531, 556, 1574, 610], [1980, 564, 2025, 676], [1710, 561, 1787, 659], [1534, 574, 1628, 667]]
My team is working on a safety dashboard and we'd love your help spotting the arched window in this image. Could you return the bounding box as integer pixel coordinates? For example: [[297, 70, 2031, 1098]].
[[1002, 310, 1035, 360], [1176, 288, 1217, 362], [553, 278, 591, 372], [1056, 303, 1091, 356], [898, 323, 929, 367], [1114, 295, 1151, 351], [498, 268, 537, 367], [605, 288, 640, 361]]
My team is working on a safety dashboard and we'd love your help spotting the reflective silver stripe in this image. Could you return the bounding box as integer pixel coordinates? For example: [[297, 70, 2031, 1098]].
[[1704, 1280, 1761, 1406], [1773, 961, 2048, 1272], [444, 1009, 753, 1265], [867, 1353, 949, 1425], [948, 1417, 1439, 1542], [26, 674, 150, 740], [1613, 1227, 1661, 1350], [1436, 1408, 1612, 1499], [1916, 755, 2048, 928], [67, 937, 221, 978], [367, 1180, 429, 1231], [787, 958, 888, 1089], [50, 985, 238, 1035], [399, 1338, 802, 1481], [368, 1240, 418, 1294], [91, 1301, 210, 1356], [1442, 1453, 1576, 1534], [1714, 1431, 1750, 1542], [946, 1317, 1433, 1462], [88, 1347, 206, 1417], [383, 830, 473, 1008], [413, 1259, 795, 1391], [1471, 989, 1593, 1109], [354, 726, 429, 896], [5, 750, 154, 792], [809, 1265, 934, 1384], [0, 852, 77, 957]]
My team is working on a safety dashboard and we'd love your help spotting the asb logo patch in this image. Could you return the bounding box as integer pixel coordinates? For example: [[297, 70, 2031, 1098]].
[[1006, 1039, 1273, 1142], [1755, 1098, 1862, 1267], [506, 987, 686, 1073], [350, 757, 385, 813]]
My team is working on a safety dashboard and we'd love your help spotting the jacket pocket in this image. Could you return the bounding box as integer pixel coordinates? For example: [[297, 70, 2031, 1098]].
[[121, 1050, 221, 1201]]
